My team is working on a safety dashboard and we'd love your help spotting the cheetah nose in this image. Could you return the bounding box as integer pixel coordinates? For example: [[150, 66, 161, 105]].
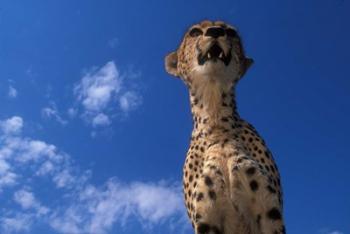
[[205, 27, 225, 39]]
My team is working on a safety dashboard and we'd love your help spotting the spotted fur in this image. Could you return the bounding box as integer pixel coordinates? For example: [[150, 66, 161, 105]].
[[165, 20, 285, 234]]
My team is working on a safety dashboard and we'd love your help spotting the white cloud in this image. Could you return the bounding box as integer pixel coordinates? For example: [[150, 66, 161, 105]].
[[0, 118, 75, 191], [92, 113, 111, 127], [74, 61, 121, 112], [50, 180, 185, 234], [73, 61, 142, 129], [41, 103, 67, 125], [0, 213, 32, 233], [0, 116, 23, 135], [119, 91, 142, 113], [8, 85, 18, 98], [13, 188, 49, 217], [0, 171, 17, 189], [14, 188, 36, 209], [0, 116, 188, 234]]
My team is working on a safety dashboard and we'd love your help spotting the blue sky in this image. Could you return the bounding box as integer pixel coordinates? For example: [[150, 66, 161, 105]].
[[0, 0, 349, 233]]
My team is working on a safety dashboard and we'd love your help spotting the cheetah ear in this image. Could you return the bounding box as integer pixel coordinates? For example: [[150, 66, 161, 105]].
[[241, 57, 254, 78], [165, 51, 179, 77]]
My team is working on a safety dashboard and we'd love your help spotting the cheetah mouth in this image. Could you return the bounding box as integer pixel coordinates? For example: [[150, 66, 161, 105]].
[[197, 43, 232, 66]]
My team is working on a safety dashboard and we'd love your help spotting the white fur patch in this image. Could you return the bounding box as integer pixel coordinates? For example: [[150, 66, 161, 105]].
[[191, 61, 239, 121]]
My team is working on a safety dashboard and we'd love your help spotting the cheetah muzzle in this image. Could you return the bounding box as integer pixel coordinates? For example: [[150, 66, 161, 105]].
[[197, 43, 232, 66]]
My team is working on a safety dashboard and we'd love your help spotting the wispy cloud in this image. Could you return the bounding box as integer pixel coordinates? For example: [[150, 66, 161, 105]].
[[91, 113, 111, 127], [0, 213, 32, 233], [0, 116, 188, 234], [72, 61, 142, 130], [13, 188, 49, 215], [41, 102, 68, 125], [108, 37, 119, 49], [119, 91, 142, 113], [50, 180, 185, 234], [319, 228, 345, 234], [8, 85, 18, 98]]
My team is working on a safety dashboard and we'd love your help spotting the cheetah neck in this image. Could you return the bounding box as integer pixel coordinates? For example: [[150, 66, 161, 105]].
[[189, 84, 240, 136]]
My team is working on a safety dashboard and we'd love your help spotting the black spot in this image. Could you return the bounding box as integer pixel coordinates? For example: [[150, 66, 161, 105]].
[[197, 223, 210, 233], [267, 207, 282, 220], [246, 167, 256, 176], [250, 180, 259, 191], [221, 117, 229, 122], [195, 213, 202, 221], [265, 165, 270, 171], [267, 185, 277, 194], [216, 170, 223, 176], [270, 165, 276, 173], [197, 192, 204, 202], [208, 190, 216, 200], [204, 176, 213, 187], [189, 163, 193, 169], [189, 175, 193, 182]]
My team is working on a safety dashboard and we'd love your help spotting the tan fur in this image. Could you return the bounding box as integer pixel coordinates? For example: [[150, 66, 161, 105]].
[[165, 20, 285, 234]]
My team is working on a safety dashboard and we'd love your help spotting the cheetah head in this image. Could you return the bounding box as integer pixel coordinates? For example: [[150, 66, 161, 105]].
[[165, 20, 253, 90]]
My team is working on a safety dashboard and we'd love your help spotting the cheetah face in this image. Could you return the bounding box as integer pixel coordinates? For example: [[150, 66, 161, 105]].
[[165, 20, 253, 88]]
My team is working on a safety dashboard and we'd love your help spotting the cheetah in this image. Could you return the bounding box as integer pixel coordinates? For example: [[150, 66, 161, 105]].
[[165, 20, 285, 234]]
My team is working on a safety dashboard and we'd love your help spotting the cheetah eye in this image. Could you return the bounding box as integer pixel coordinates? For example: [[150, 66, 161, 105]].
[[189, 28, 203, 37], [226, 28, 237, 38]]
